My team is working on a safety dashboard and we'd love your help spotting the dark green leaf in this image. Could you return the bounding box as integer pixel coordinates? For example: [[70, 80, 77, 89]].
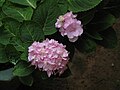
[[20, 21, 44, 42], [10, 37, 25, 52], [0, 9, 6, 21], [0, 0, 5, 7], [0, 26, 12, 45], [79, 9, 96, 25], [0, 68, 14, 81], [2, 3, 33, 22], [75, 37, 97, 53], [32, 0, 60, 35], [8, 0, 37, 9], [3, 18, 21, 37], [85, 32, 103, 40], [13, 61, 34, 77], [58, 0, 68, 14], [0, 46, 9, 63], [20, 51, 28, 61], [19, 75, 33, 86], [67, 0, 102, 12], [87, 11, 116, 32], [98, 27, 117, 48]]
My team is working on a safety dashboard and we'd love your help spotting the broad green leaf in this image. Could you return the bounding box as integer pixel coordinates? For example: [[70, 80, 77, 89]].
[[32, 0, 60, 35], [20, 21, 44, 42], [8, 0, 37, 9], [58, 0, 68, 14], [13, 61, 34, 77], [0, 68, 14, 81], [0, 0, 5, 7], [87, 12, 116, 32], [19, 75, 33, 86], [0, 26, 12, 45], [75, 37, 97, 53], [2, 3, 33, 22], [10, 37, 25, 52], [98, 27, 117, 48], [0, 46, 9, 63], [67, 0, 102, 12], [3, 18, 21, 37]]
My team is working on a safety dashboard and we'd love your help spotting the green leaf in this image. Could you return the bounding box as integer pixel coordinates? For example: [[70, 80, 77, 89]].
[[0, 21, 2, 27], [87, 11, 116, 32], [20, 21, 44, 42], [85, 32, 103, 40], [20, 52, 28, 61], [0, 26, 12, 45], [0, 68, 14, 81], [0, 0, 5, 7], [3, 18, 21, 37], [32, 0, 60, 35], [4, 44, 20, 64], [0, 46, 9, 63], [10, 37, 25, 52], [19, 75, 33, 86], [13, 61, 34, 77], [2, 3, 33, 22], [58, 0, 68, 14], [75, 37, 97, 53], [98, 27, 117, 48], [0, 9, 6, 21], [8, 0, 37, 9], [79, 9, 96, 25], [67, 0, 102, 12]]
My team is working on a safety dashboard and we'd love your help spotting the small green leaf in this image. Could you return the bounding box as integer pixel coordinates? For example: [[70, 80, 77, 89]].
[[98, 27, 117, 48], [67, 0, 102, 12], [19, 75, 34, 86], [13, 61, 34, 77], [0, 68, 14, 81], [20, 21, 44, 42], [20, 52, 28, 61], [32, 0, 60, 35], [0, 0, 5, 7], [2, 3, 33, 22], [8, 0, 37, 9]]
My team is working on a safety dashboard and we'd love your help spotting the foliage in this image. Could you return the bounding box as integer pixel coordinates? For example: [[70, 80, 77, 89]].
[[0, 0, 119, 87]]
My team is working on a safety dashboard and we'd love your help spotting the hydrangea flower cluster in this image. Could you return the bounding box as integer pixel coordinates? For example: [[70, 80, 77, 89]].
[[28, 39, 69, 77], [55, 11, 83, 42]]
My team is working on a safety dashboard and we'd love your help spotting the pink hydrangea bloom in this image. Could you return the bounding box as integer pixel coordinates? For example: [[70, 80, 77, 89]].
[[28, 39, 69, 77], [55, 11, 83, 42]]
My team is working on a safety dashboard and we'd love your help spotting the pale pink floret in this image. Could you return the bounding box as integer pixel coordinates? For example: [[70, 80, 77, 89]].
[[55, 11, 83, 42], [28, 39, 69, 77]]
